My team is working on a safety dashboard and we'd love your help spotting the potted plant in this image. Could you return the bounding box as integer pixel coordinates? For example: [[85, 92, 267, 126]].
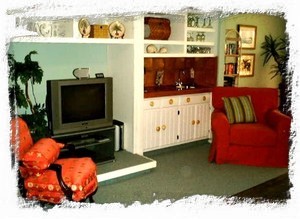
[[8, 50, 48, 141], [261, 34, 290, 115]]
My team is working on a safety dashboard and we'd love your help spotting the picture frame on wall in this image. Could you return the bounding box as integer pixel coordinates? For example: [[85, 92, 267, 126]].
[[239, 54, 255, 77], [237, 25, 257, 49]]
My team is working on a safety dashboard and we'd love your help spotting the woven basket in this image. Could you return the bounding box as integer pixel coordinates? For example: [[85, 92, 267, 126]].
[[90, 25, 109, 38], [144, 17, 171, 40]]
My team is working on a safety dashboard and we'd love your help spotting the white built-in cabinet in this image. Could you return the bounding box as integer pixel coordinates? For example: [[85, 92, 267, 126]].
[[10, 12, 218, 155], [143, 93, 211, 152]]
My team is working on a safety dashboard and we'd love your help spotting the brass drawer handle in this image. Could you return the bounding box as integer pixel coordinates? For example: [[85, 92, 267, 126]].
[[169, 99, 173, 105], [162, 125, 166, 130], [150, 101, 154, 107], [202, 96, 207, 101], [197, 120, 200, 125], [192, 120, 196, 125], [186, 97, 191, 103], [156, 126, 160, 132]]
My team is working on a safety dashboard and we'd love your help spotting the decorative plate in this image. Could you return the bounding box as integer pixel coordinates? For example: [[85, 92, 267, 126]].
[[78, 18, 91, 38], [108, 21, 125, 39], [159, 47, 168, 53], [146, 44, 157, 53], [35, 21, 52, 37]]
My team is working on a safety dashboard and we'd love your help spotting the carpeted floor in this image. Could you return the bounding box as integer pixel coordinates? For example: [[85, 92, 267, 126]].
[[231, 172, 291, 202], [94, 141, 288, 205]]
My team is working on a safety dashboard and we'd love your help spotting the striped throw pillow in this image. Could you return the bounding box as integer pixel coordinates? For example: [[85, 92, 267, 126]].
[[222, 95, 257, 124]]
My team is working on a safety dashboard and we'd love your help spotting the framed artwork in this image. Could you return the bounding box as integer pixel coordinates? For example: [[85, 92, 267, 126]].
[[237, 25, 257, 49], [239, 54, 255, 77]]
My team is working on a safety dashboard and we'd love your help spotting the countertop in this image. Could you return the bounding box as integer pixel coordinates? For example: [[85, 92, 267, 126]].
[[144, 85, 213, 98]]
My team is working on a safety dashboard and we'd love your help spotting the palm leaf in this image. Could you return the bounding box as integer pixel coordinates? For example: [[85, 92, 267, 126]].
[[261, 34, 288, 78]]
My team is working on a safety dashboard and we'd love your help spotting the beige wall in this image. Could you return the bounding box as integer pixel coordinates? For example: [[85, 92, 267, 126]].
[[218, 13, 287, 88]]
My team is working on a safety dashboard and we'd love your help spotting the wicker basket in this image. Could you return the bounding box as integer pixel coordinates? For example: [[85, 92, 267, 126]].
[[144, 17, 171, 40], [90, 25, 109, 38]]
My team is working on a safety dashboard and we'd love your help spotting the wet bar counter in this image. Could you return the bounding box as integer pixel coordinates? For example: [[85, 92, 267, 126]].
[[144, 85, 213, 98]]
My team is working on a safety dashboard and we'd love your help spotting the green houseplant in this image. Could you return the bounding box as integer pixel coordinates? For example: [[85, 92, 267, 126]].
[[261, 34, 290, 115], [8, 51, 48, 141]]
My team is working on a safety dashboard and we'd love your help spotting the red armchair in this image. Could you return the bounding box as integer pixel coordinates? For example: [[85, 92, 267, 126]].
[[209, 87, 291, 167], [10, 117, 98, 204]]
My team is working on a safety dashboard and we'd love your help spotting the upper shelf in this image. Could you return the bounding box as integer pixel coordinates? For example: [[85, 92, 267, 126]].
[[11, 36, 134, 44], [144, 40, 185, 45], [10, 13, 219, 57], [143, 13, 219, 58], [186, 27, 215, 33]]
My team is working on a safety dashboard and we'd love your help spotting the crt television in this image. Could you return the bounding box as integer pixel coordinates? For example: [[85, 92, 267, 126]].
[[46, 77, 113, 136]]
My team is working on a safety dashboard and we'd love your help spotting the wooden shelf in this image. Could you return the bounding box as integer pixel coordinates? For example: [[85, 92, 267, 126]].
[[225, 54, 240, 57], [225, 37, 241, 41], [224, 29, 242, 87], [224, 74, 239, 77]]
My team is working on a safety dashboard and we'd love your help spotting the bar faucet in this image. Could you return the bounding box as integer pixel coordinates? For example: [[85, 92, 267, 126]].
[[176, 78, 183, 90]]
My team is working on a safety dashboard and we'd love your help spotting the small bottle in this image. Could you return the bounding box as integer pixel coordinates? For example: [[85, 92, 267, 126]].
[[187, 15, 194, 27], [190, 68, 195, 88], [196, 32, 201, 42], [200, 32, 205, 42], [190, 67, 195, 78], [194, 16, 199, 27], [202, 18, 206, 28], [187, 33, 193, 41]]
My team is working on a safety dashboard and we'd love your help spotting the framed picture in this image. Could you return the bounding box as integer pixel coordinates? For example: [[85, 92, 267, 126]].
[[237, 25, 257, 49], [239, 54, 255, 77]]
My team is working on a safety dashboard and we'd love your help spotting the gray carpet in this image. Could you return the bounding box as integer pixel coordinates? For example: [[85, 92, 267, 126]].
[[94, 141, 288, 205]]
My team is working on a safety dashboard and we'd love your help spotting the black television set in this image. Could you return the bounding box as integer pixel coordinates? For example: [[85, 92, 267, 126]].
[[46, 78, 113, 137]]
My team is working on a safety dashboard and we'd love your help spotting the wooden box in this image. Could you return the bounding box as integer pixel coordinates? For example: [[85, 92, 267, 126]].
[[90, 25, 109, 38]]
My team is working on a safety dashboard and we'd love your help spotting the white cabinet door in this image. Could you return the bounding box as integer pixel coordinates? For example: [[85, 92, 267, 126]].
[[194, 103, 210, 139], [143, 96, 179, 151], [160, 107, 179, 146], [178, 93, 211, 142], [178, 104, 196, 142], [143, 108, 161, 151]]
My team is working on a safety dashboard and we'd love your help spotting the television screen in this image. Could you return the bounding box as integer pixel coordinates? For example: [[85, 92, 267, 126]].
[[61, 84, 106, 123], [46, 78, 113, 137]]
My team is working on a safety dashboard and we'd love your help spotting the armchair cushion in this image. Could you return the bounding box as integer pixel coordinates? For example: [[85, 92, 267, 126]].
[[21, 138, 64, 170], [212, 87, 279, 123], [230, 123, 277, 146], [223, 95, 257, 124], [25, 157, 98, 203]]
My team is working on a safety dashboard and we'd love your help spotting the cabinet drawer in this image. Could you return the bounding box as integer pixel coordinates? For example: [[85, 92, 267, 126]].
[[179, 93, 210, 105], [144, 98, 161, 109], [161, 96, 179, 108], [199, 93, 210, 103]]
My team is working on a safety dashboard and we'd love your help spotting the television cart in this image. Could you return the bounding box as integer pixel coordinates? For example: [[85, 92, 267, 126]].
[[52, 126, 115, 164]]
